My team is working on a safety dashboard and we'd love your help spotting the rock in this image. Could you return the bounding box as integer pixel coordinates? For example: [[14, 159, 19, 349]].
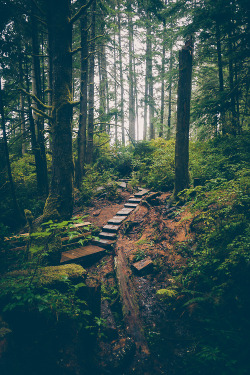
[[93, 209, 101, 216]]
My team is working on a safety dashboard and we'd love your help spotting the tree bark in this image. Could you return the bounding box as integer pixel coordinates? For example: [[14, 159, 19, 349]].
[[76, 10, 88, 187], [0, 78, 24, 224], [147, 21, 154, 140], [167, 27, 173, 140], [117, 0, 125, 145], [174, 39, 193, 198], [86, 0, 96, 164], [43, 0, 73, 220], [127, 0, 135, 142], [159, 24, 166, 138], [215, 20, 225, 134], [30, 3, 48, 196]]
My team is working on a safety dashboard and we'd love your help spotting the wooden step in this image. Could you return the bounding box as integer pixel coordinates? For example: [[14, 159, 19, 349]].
[[60, 245, 106, 264], [116, 208, 134, 216], [117, 181, 127, 189], [124, 203, 138, 208], [92, 238, 115, 249], [99, 232, 117, 240], [128, 198, 142, 203], [102, 224, 120, 233], [131, 257, 153, 275], [134, 189, 149, 197], [108, 216, 127, 225]]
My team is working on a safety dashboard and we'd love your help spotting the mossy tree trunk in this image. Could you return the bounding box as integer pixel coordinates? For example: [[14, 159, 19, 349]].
[[86, 0, 96, 164], [76, 9, 88, 188], [43, 0, 73, 220], [30, 3, 49, 196], [174, 39, 193, 198]]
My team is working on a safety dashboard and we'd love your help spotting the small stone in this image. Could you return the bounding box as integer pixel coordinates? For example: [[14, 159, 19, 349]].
[[93, 209, 101, 216]]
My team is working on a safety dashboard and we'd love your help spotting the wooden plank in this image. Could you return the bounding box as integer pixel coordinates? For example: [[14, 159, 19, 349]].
[[108, 216, 127, 224], [132, 257, 153, 274], [60, 245, 106, 263], [128, 198, 142, 203], [102, 224, 120, 233], [134, 189, 149, 197], [124, 203, 138, 208], [116, 208, 134, 216], [117, 181, 127, 189], [99, 232, 117, 239], [92, 239, 115, 249]]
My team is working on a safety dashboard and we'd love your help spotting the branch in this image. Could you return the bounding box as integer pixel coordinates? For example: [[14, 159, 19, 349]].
[[70, 0, 95, 25], [70, 47, 82, 56], [31, 106, 53, 121], [20, 89, 52, 110], [70, 101, 80, 107]]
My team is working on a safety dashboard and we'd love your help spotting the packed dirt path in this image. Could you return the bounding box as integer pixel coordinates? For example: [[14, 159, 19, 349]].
[[82, 187, 194, 374]]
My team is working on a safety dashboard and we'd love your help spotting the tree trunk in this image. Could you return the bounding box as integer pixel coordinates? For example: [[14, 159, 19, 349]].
[[167, 28, 173, 140], [76, 10, 88, 187], [18, 50, 27, 155], [86, 0, 96, 164], [174, 39, 193, 198], [215, 20, 225, 134], [43, 0, 73, 220], [0, 78, 24, 224], [113, 22, 118, 143], [147, 21, 154, 140], [143, 23, 150, 141], [31, 3, 48, 196], [117, 0, 125, 145], [127, 1, 135, 142], [159, 24, 166, 138]]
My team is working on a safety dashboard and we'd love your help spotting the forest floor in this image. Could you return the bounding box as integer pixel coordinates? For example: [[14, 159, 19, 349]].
[[77, 187, 195, 375]]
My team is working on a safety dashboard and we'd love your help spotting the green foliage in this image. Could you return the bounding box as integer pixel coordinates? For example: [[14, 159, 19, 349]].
[[132, 138, 175, 190]]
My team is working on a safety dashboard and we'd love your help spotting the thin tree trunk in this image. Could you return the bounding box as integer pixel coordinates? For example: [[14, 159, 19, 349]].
[[159, 25, 166, 138], [174, 39, 193, 198], [143, 24, 150, 141], [117, 0, 125, 145], [147, 21, 154, 140], [215, 20, 225, 134], [31, 3, 48, 196], [18, 50, 27, 155], [43, 0, 73, 220], [127, 1, 135, 142], [86, 0, 96, 164], [228, 36, 237, 135], [76, 10, 88, 187], [167, 28, 173, 140], [0, 78, 24, 223], [114, 22, 118, 143]]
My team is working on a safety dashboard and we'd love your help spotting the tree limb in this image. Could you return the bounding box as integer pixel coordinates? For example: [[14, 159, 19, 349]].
[[31, 106, 53, 121], [70, 0, 95, 25], [20, 89, 52, 109]]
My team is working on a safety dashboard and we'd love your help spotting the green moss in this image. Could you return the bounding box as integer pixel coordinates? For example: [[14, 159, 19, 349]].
[[24, 209, 34, 233], [1, 264, 86, 289], [42, 194, 61, 222]]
